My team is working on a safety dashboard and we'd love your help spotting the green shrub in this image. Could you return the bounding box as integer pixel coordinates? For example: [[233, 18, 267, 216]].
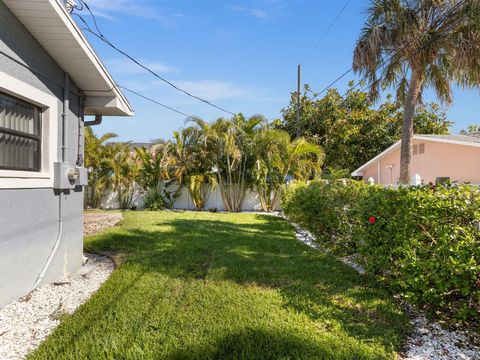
[[282, 180, 367, 255], [282, 181, 480, 323], [143, 187, 167, 211]]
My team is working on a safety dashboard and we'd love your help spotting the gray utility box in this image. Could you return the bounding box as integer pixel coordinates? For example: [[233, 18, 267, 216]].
[[53, 162, 88, 189]]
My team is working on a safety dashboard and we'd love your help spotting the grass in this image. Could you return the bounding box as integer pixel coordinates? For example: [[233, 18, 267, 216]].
[[29, 211, 410, 359]]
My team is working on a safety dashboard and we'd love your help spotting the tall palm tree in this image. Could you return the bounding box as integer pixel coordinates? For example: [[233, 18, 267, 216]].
[[353, 0, 480, 184], [189, 114, 265, 211]]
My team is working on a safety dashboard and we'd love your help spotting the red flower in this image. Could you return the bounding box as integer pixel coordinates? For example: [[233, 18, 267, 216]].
[[368, 216, 376, 225]]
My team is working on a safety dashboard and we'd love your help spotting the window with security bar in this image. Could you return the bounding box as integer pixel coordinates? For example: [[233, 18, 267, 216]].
[[0, 92, 42, 171]]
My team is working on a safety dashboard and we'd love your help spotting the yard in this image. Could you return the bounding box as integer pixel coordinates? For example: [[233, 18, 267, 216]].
[[29, 211, 410, 359]]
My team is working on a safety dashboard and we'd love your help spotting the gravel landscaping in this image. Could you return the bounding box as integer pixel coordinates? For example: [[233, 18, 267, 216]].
[[0, 253, 114, 360], [289, 219, 480, 360], [0, 212, 122, 360]]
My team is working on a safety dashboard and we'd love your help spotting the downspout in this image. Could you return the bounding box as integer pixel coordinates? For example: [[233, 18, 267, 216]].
[[77, 96, 85, 166], [62, 73, 69, 163], [377, 161, 381, 185], [32, 73, 70, 290], [85, 115, 103, 127]]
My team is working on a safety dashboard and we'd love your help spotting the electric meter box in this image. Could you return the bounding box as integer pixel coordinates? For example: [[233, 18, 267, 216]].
[[54, 163, 89, 189]]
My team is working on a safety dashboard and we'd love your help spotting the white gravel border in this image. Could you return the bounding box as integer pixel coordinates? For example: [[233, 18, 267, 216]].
[[284, 216, 479, 360], [0, 253, 114, 360]]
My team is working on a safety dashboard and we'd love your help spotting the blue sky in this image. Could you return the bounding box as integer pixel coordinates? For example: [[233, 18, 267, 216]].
[[77, 0, 480, 142]]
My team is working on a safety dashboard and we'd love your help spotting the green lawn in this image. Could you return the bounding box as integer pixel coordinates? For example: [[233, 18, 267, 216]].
[[30, 211, 410, 359]]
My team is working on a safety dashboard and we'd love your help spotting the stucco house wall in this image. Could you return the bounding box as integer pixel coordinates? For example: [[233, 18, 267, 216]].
[[0, 0, 85, 306], [358, 138, 480, 185], [0, 0, 83, 306], [0, 0, 132, 307]]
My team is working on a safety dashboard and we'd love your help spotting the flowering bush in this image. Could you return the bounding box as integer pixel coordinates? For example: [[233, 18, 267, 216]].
[[282, 181, 480, 323]]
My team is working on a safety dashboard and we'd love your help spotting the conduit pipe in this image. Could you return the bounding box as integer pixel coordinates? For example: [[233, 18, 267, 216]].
[[33, 73, 70, 290], [76, 96, 85, 166]]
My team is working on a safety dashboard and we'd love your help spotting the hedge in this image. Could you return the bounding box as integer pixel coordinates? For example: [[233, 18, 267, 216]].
[[282, 180, 480, 323]]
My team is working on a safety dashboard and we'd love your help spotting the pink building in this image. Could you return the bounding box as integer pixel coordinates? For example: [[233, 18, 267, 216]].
[[352, 134, 480, 185]]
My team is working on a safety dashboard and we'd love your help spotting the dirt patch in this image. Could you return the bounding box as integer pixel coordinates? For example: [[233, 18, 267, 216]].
[[84, 212, 123, 237]]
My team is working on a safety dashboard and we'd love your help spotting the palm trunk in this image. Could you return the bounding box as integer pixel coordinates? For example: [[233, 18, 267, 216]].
[[399, 69, 423, 185]]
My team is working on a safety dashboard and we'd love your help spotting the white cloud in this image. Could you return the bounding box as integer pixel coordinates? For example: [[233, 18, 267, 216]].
[[231, 5, 269, 19], [105, 58, 176, 75], [80, 0, 170, 23], [172, 80, 249, 101], [120, 78, 250, 100], [121, 78, 284, 106]]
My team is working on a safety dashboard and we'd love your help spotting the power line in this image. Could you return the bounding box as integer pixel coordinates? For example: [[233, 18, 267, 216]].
[[298, 2, 429, 106], [0, 46, 192, 119], [74, 0, 237, 116], [341, 0, 473, 99], [301, 0, 353, 65], [300, 0, 472, 109], [118, 86, 192, 118], [305, 68, 353, 102], [0, 18, 196, 120]]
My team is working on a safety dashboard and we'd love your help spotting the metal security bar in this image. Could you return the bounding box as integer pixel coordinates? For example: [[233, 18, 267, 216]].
[[0, 92, 42, 171]]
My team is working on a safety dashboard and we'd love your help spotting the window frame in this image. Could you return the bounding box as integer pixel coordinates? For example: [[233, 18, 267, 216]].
[[419, 143, 425, 154], [0, 71, 59, 189], [0, 92, 43, 172]]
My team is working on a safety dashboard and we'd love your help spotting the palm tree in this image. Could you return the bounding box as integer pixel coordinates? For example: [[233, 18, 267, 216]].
[[163, 128, 199, 197], [254, 129, 324, 211], [190, 114, 264, 212], [102, 142, 139, 209], [84, 127, 118, 208], [460, 124, 480, 134], [135, 144, 168, 190], [135, 144, 170, 209], [353, 0, 480, 184]]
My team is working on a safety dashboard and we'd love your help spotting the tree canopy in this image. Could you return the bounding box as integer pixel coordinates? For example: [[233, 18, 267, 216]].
[[279, 83, 451, 174], [352, 0, 480, 183]]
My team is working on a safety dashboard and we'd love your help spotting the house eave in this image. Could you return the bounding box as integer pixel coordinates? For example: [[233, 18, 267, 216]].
[[414, 135, 480, 148], [2, 0, 133, 117], [351, 134, 480, 178], [351, 140, 401, 177]]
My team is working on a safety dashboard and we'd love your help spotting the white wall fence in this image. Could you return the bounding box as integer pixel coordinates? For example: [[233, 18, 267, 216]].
[[101, 184, 280, 212]]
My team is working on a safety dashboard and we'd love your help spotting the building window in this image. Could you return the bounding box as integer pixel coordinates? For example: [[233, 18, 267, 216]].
[[0, 92, 42, 171], [419, 143, 425, 154], [436, 177, 450, 185], [413, 144, 418, 155]]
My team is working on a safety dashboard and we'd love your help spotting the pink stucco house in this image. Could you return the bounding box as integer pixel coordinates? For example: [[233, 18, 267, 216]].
[[352, 134, 480, 185]]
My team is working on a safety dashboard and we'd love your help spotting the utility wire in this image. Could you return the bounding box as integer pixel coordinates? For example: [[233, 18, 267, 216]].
[[340, 0, 473, 99], [300, 0, 471, 109], [74, 0, 237, 116], [118, 86, 192, 118], [301, 0, 353, 65], [0, 22, 193, 119]]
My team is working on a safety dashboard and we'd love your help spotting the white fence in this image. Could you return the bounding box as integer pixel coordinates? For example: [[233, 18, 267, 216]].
[[101, 184, 280, 212]]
